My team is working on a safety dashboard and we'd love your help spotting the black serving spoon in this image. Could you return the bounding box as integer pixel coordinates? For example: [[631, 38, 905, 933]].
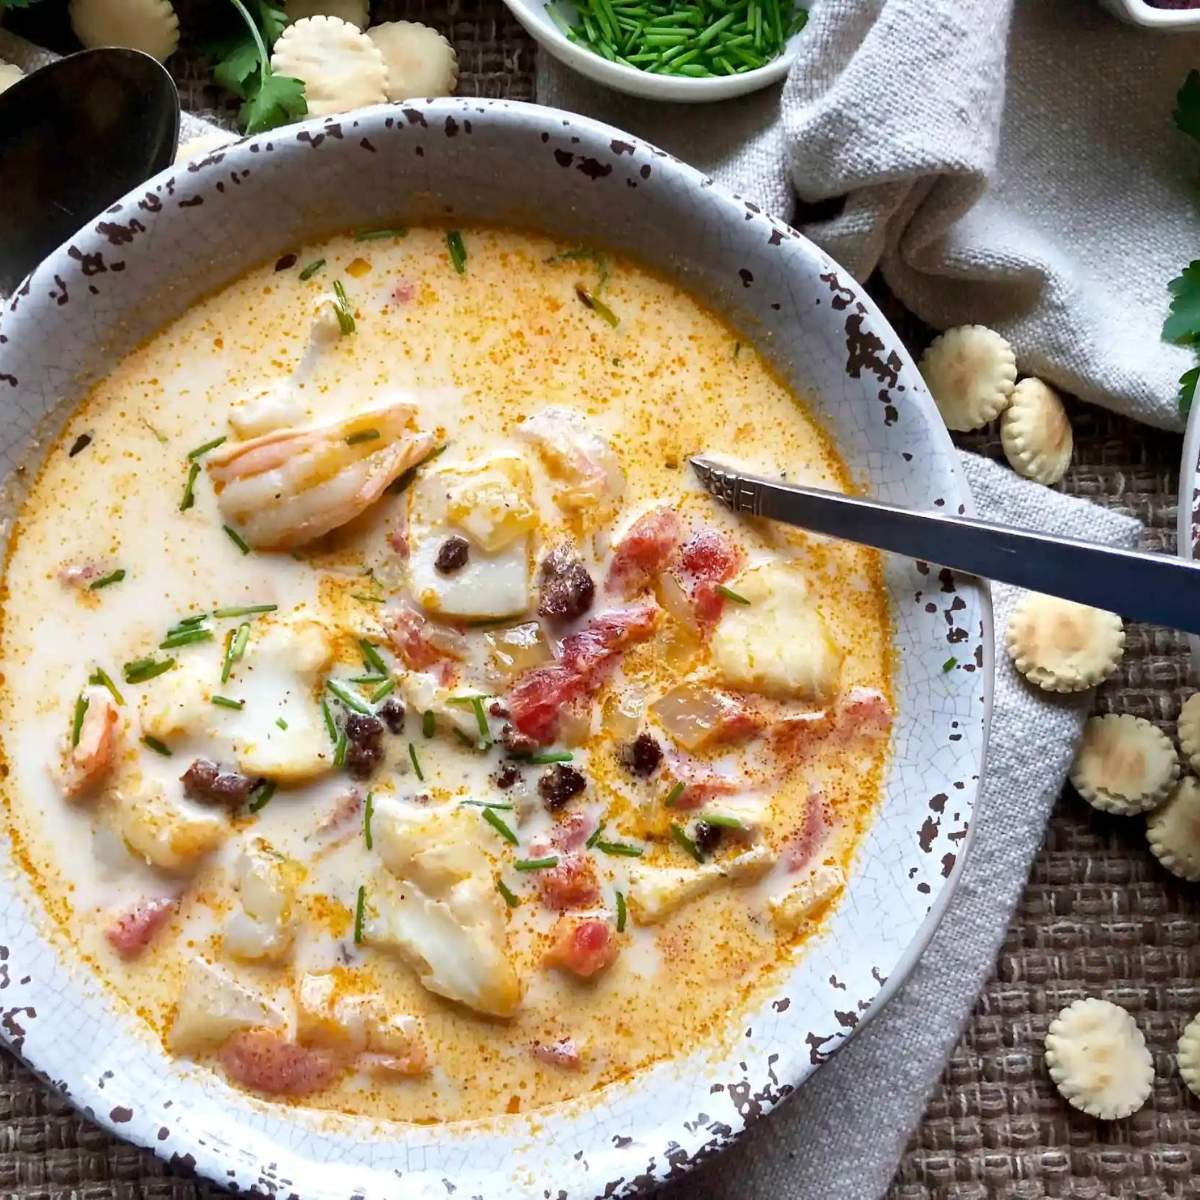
[[0, 47, 179, 294]]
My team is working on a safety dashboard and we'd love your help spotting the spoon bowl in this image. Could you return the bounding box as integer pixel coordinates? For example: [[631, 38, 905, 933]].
[[0, 47, 179, 293]]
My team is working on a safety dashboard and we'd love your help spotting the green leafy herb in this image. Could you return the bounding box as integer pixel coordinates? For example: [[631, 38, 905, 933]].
[[345, 428, 380, 446], [386, 443, 447, 496], [355, 227, 408, 241], [670, 823, 704, 863], [446, 230, 468, 275], [942, 657, 957, 673], [179, 461, 201, 512], [213, 603, 277, 618], [123, 657, 175, 684], [408, 741, 425, 781], [359, 639, 388, 675], [89, 667, 125, 706], [334, 728, 348, 768], [275, 717, 288, 730], [223, 525, 251, 555], [172, 614, 208, 628], [326, 678, 371, 714], [496, 877, 520, 907], [715, 583, 751, 605], [469, 696, 491, 743], [664, 780, 685, 808], [71, 693, 89, 748], [348, 674, 387, 686], [422, 710, 435, 738], [221, 622, 250, 684], [352, 592, 386, 604], [353, 884, 367, 944], [547, 246, 610, 293], [160, 627, 213, 650], [248, 779, 276, 813], [298, 259, 326, 281], [697, 811, 746, 830], [615, 889, 627, 933], [370, 679, 396, 703], [575, 284, 619, 328], [218, 0, 307, 135], [481, 807, 519, 845], [321, 699, 337, 742], [525, 750, 574, 764], [211, 695, 245, 710], [364, 791, 375, 850], [141, 735, 173, 757], [89, 569, 125, 591], [595, 839, 645, 858], [514, 856, 558, 871], [586, 822, 605, 849], [331, 279, 356, 335], [459, 799, 515, 810], [141, 417, 168, 445], [1167, 73, 1200, 416], [187, 435, 227, 461]]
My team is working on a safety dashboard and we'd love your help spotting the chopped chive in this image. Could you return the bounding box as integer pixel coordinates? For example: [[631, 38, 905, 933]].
[[353, 884, 367, 943], [459, 799, 515, 810], [525, 750, 574, 764], [220, 622, 250, 684], [187, 435, 227, 461], [446, 230, 467, 275], [334, 728, 348, 767], [141, 417, 168, 445], [248, 779, 276, 813], [178, 461, 201, 512], [88, 667, 125, 706], [359, 639, 388, 675], [496, 877, 520, 907], [173, 614, 208, 628], [321, 699, 337, 742], [670, 822, 704, 863], [697, 811, 746, 830], [664, 780, 686, 808], [514, 856, 558, 871], [223, 525, 251, 555], [211, 695, 244, 710], [733, 340, 742, 358], [212, 604, 277, 618], [586, 822, 605, 849], [159, 627, 213, 649], [370, 678, 396, 704], [88, 569, 125, 591], [275, 717, 288, 730], [575, 284, 620, 327], [454, 727, 479, 750], [385, 443, 447, 496], [123, 657, 174, 684], [422, 710, 435, 738], [615, 889, 627, 933], [141, 734, 172, 757], [595, 839, 645, 858], [348, 673, 388, 685], [481, 807, 518, 845], [326, 678, 371, 714], [363, 791, 375, 850], [331, 279, 356, 335], [408, 742, 424, 781], [345, 428, 380, 446], [942, 657, 957, 673], [71, 693, 89, 747], [355, 227, 408, 241], [353, 593, 385, 604], [469, 696, 490, 743], [715, 583, 751, 605], [298, 258, 326, 281]]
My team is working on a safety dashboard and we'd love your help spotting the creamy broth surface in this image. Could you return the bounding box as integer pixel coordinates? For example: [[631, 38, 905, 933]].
[[0, 227, 892, 1122]]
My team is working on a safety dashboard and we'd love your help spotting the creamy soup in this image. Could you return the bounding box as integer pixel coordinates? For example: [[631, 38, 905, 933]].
[[0, 226, 892, 1122]]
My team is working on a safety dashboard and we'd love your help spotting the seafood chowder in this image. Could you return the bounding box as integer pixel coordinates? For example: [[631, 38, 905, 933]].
[[0, 226, 892, 1122]]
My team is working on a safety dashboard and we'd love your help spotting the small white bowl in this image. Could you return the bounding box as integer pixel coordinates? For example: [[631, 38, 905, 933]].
[[501, 0, 803, 101], [1098, 0, 1200, 30]]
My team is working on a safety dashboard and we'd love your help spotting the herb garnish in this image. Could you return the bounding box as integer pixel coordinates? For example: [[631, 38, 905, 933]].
[[248, 779, 276, 813], [363, 791, 375, 850], [71, 693, 89, 747], [546, 246, 609, 293], [142, 735, 173, 757], [220, 622, 250, 683], [353, 593, 385, 604], [525, 750, 574, 764], [942, 657, 957, 673], [212, 0, 307, 135], [514, 856, 558, 871], [715, 583, 751, 605], [615, 889, 627, 933], [446, 230, 468, 275], [187, 435, 227, 461], [386, 443, 447, 496], [211, 695, 245, 710], [160, 626, 213, 649], [88, 568, 126, 591], [345, 429, 380, 446], [481, 807, 519, 845], [595, 839, 645, 858], [460, 799, 515, 810], [326, 678, 371, 714], [321, 698, 337, 743], [422, 710, 435, 738], [213, 603, 277, 618], [370, 679, 396, 704], [496, 878, 520, 907], [223, 525, 251, 555], [89, 667, 125, 706], [575, 284, 619, 328], [670, 822, 703, 863], [355, 228, 408, 241], [664, 780, 685, 808], [275, 717, 288, 730], [408, 741, 425, 781], [123, 657, 175, 684], [334, 728, 348, 768], [179, 461, 201, 512], [1165, 70, 1200, 416], [298, 259, 325, 281], [359, 639, 388, 675], [697, 811, 745, 831], [353, 884, 367, 944], [331, 279, 356, 335]]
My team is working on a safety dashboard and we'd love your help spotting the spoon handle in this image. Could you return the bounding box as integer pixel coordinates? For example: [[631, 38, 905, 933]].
[[690, 457, 1200, 636]]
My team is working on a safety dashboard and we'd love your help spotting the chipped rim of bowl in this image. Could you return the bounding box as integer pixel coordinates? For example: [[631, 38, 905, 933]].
[[1178, 394, 1200, 673], [0, 98, 992, 1199]]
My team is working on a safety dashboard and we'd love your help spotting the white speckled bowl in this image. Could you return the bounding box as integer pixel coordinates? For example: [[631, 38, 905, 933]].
[[0, 100, 991, 1198]]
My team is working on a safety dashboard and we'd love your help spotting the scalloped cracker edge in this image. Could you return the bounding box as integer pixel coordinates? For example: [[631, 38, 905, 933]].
[[1001, 377, 1073, 485], [1178, 1011, 1200, 1100], [69, 0, 180, 62], [367, 21, 459, 100], [1006, 594, 1124, 693], [1146, 775, 1200, 881], [919, 325, 1016, 432], [285, 0, 370, 29], [1070, 714, 1178, 815], [271, 15, 388, 117]]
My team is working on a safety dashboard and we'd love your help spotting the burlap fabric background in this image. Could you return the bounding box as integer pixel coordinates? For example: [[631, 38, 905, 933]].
[[1, 2, 1198, 1195]]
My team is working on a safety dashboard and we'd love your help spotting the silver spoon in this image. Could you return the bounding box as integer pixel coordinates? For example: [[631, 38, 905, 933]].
[[690, 456, 1200, 636], [0, 47, 179, 294]]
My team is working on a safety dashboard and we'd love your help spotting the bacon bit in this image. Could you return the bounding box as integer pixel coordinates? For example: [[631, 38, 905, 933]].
[[219, 1029, 341, 1096], [391, 280, 416, 305], [358, 1046, 430, 1078], [104, 896, 176, 959], [549, 812, 595, 853], [537, 854, 601, 911], [674, 527, 744, 627], [605, 508, 683, 598], [383, 605, 468, 673], [62, 697, 120, 799], [836, 687, 893, 739], [664, 750, 748, 810], [387, 527, 410, 558], [769, 708, 835, 757], [545, 917, 619, 978], [58, 562, 103, 589], [531, 1038, 584, 1070], [506, 604, 661, 745], [316, 789, 363, 835], [782, 787, 832, 872]]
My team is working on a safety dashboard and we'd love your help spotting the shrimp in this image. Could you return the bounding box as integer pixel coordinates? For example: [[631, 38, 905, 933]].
[[206, 400, 436, 549], [517, 406, 624, 512], [60, 689, 120, 800]]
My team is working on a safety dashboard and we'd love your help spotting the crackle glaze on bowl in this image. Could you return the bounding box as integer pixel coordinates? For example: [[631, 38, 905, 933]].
[[0, 99, 991, 1198]]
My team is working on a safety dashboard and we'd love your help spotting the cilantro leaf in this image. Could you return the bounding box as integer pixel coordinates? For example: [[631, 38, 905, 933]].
[[255, 0, 289, 47], [1176, 70, 1200, 146], [1180, 365, 1200, 419], [240, 71, 307, 135], [1164, 261, 1200, 344]]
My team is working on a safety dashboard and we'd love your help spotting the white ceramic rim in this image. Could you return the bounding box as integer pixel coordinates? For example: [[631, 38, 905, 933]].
[[1104, 0, 1200, 29], [1177, 392, 1200, 672], [500, 0, 799, 101]]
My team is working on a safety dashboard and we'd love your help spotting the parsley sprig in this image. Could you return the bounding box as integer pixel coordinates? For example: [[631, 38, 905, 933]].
[[1164, 70, 1200, 417]]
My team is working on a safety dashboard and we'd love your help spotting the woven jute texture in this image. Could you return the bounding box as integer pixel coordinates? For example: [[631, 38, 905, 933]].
[[2, 4, 1199, 1196]]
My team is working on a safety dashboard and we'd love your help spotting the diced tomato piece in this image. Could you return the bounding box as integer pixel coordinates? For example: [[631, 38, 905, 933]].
[[104, 897, 176, 960], [383, 606, 467, 673], [605, 508, 684, 598], [674, 527, 744, 627], [219, 1030, 341, 1096], [550, 813, 596, 854], [531, 1037, 584, 1069], [537, 854, 601, 911], [506, 604, 661, 744], [544, 916, 619, 978]]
